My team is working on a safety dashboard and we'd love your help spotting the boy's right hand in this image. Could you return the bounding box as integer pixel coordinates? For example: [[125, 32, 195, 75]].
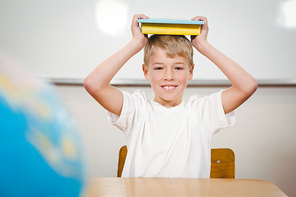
[[131, 14, 149, 50]]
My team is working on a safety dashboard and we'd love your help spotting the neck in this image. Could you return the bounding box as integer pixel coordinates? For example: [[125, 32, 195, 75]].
[[153, 98, 183, 108]]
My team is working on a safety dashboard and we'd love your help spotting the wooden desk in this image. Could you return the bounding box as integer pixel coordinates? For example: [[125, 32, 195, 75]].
[[85, 177, 287, 197]]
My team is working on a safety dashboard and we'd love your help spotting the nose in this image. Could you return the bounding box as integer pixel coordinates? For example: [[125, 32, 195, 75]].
[[164, 69, 175, 81]]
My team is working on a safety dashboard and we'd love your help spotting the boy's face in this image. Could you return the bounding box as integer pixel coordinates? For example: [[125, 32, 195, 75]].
[[142, 47, 194, 107]]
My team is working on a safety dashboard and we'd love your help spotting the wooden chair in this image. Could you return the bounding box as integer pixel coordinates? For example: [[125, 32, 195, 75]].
[[117, 146, 128, 177], [210, 148, 235, 178], [117, 146, 235, 178]]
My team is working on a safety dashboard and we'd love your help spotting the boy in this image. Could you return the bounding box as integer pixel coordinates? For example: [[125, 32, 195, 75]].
[[84, 14, 257, 178]]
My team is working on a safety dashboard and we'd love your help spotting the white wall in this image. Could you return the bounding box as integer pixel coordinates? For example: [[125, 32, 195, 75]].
[[56, 85, 296, 197], [1, 0, 296, 81]]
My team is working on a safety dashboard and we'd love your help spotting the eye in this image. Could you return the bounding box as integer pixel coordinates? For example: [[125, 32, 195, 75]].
[[154, 67, 163, 70], [175, 67, 184, 70]]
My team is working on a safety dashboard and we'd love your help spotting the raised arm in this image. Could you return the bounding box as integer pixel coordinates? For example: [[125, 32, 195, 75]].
[[191, 16, 258, 114], [84, 14, 149, 116]]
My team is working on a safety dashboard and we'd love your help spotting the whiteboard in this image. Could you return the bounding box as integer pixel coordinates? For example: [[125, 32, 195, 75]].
[[0, 0, 296, 84]]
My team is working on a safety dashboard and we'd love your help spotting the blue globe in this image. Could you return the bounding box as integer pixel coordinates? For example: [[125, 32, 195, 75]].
[[0, 60, 86, 196]]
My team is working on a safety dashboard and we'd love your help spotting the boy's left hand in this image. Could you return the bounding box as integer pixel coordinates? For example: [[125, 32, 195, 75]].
[[190, 16, 209, 51]]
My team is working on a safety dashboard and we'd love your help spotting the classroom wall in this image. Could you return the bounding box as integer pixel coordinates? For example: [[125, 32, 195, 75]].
[[1, 0, 296, 82], [56, 85, 296, 197]]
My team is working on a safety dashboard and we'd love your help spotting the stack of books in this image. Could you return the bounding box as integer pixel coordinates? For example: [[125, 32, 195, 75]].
[[138, 18, 204, 35]]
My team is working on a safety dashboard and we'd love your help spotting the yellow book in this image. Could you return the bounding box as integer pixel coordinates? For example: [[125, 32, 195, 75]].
[[138, 18, 204, 35]]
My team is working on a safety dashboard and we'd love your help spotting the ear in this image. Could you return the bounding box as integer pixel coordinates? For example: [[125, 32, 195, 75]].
[[142, 64, 149, 80], [188, 65, 194, 80]]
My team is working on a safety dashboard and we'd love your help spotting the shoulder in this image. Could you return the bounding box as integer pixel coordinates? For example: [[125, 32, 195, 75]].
[[132, 89, 148, 99], [122, 89, 149, 104], [187, 90, 223, 105], [186, 90, 235, 136], [119, 89, 151, 115], [185, 90, 226, 118], [108, 89, 149, 131]]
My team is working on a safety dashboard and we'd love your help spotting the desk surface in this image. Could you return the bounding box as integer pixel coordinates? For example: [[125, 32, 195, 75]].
[[84, 177, 287, 197]]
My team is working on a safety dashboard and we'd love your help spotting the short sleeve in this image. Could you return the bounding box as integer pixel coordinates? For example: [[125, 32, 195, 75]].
[[188, 90, 235, 138], [107, 89, 147, 135]]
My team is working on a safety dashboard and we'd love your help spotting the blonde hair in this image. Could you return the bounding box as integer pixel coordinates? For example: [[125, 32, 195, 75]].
[[143, 35, 194, 66]]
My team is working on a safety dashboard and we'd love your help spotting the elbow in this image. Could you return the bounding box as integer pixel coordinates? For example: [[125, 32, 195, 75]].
[[84, 71, 111, 98], [245, 78, 258, 97], [84, 76, 98, 96], [250, 78, 258, 94], [235, 77, 258, 100], [83, 76, 91, 92]]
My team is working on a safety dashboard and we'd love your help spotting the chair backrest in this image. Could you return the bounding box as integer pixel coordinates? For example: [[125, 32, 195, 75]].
[[117, 146, 128, 177], [210, 148, 235, 178], [117, 146, 235, 178]]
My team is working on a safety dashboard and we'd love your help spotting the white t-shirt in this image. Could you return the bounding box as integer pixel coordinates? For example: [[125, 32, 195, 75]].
[[108, 89, 235, 178]]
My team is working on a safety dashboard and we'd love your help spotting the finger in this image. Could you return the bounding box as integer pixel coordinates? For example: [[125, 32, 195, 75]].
[[132, 14, 149, 29], [191, 16, 208, 32], [191, 16, 207, 22], [132, 14, 149, 23]]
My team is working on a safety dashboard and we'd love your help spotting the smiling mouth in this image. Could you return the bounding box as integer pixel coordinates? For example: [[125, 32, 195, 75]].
[[162, 85, 177, 90]]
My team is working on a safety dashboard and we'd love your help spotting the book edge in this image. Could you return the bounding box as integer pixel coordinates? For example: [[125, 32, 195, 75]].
[[138, 18, 204, 25]]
